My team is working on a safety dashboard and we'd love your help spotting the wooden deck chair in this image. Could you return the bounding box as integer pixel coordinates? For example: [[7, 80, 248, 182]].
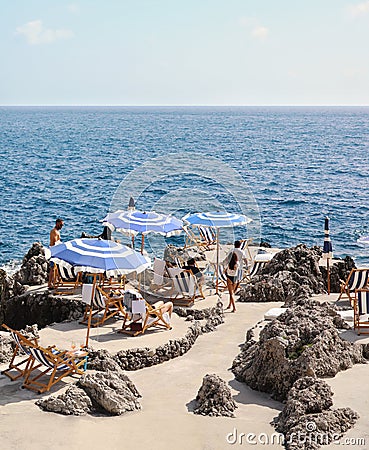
[[53, 264, 82, 295], [168, 268, 204, 307], [150, 258, 169, 290], [198, 226, 217, 249], [338, 268, 369, 304], [354, 289, 369, 335], [184, 225, 216, 250], [79, 285, 126, 328], [239, 238, 253, 261], [119, 291, 172, 336], [1, 324, 40, 381], [23, 345, 87, 394]]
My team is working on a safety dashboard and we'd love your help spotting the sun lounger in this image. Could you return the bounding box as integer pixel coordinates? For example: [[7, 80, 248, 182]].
[[354, 289, 369, 335], [1, 324, 40, 381], [167, 268, 204, 306], [119, 290, 172, 336], [79, 285, 126, 328], [338, 268, 369, 304], [53, 264, 82, 295], [23, 345, 87, 393]]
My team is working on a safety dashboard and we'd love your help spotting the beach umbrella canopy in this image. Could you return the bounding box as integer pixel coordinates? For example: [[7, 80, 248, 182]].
[[182, 211, 251, 229], [102, 210, 184, 237], [182, 211, 252, 294], [48, 238, 151, 277]]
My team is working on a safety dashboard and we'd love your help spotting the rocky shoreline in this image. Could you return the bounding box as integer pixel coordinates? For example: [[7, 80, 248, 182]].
[[0, 242, 365, 446]]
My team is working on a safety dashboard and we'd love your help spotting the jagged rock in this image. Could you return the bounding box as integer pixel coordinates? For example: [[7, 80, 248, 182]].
[[3, 292, 85, 330], [87, 349, 121, 372], [14, 242, 49, 286], [194, 374, 237, 417], [0, 332, 14, 363], [164, 244, 206, 264], [239, 244, 326, 303], [36, 385, 93, 416], [77, 370, 141, 415], [274, 377, 359, 449], [232, 300, 364, 401]]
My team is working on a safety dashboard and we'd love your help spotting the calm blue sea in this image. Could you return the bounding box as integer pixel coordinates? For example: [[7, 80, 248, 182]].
[[1, 106, 369, 271]]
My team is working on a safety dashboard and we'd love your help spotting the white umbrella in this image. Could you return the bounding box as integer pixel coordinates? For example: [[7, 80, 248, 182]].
[[182, 211, 252, 293], [102, 210, 184, 253]]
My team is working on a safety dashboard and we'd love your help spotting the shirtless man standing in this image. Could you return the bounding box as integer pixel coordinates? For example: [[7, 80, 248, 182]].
[[48, 218, 64, 288]]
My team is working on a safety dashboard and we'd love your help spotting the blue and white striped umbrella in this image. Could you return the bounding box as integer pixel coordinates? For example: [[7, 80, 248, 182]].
[[182, 211, 252, 228], [182, 211, 252, 294], [48, 238, 151, 277], [322, 216, 333, 259], [102, 210, 184, 237]]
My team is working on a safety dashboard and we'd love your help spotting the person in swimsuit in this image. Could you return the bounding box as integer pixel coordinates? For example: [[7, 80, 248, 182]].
[[225, 251, 239, 312], [48, 218, 64, 288]]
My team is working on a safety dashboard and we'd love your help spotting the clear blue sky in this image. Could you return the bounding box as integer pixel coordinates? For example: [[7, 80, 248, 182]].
[[1, 0, 369, 105]]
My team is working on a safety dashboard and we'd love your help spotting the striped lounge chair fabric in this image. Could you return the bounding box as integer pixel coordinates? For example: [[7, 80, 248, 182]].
[[1, 324, 38, 381], [79, 285, 126, 328], [169, 269, 203, 306], [23, 345, 87, 393], [354, 289, 369, 335], [54, 263, 82, 295], [338, 268, 369, 304], [198, 226, 216, 245]]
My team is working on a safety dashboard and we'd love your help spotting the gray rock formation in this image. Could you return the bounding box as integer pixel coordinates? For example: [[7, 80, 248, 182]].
[[239, 244, 326, 303], [0, 332, 14, 364], [14, 242, 49, 286], [77, 370, 141, 415], [36, 384, 93, 416], [4, 291, 85, 330], [1, 242, 84, 330], [274, 377, 359, 450], [232, 300, 364, 401], [164, 244, 206, 265], [194, 374, 237, 417]]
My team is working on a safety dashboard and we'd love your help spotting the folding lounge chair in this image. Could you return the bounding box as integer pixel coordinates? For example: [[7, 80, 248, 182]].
[[198, 226, 216, 249], [239, 238, 253, 261], [184, 226, 216, 250], [1, 324, 40, 381], [119, 291, 172, 336], [22, 345, 87, 393], [168, 268, 204, 307], [53, 264, 82, 295], [338, 268, 369, 304], [354, 289, 369, 335], [243, 253, 273, 282], [79, 285, 126, 328]]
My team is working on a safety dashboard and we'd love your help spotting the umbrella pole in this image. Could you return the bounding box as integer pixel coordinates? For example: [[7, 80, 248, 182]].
[[85, 281, 96, 348], [327, 258, 331, 295], [141, 234, 144, 255], [216, 228, 219, 295], [131, 235, 135, 249]]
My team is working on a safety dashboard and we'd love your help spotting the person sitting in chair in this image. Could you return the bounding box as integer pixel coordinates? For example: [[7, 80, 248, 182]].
[[182, 258, 205, 285], [151, 300, 173, 318]]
